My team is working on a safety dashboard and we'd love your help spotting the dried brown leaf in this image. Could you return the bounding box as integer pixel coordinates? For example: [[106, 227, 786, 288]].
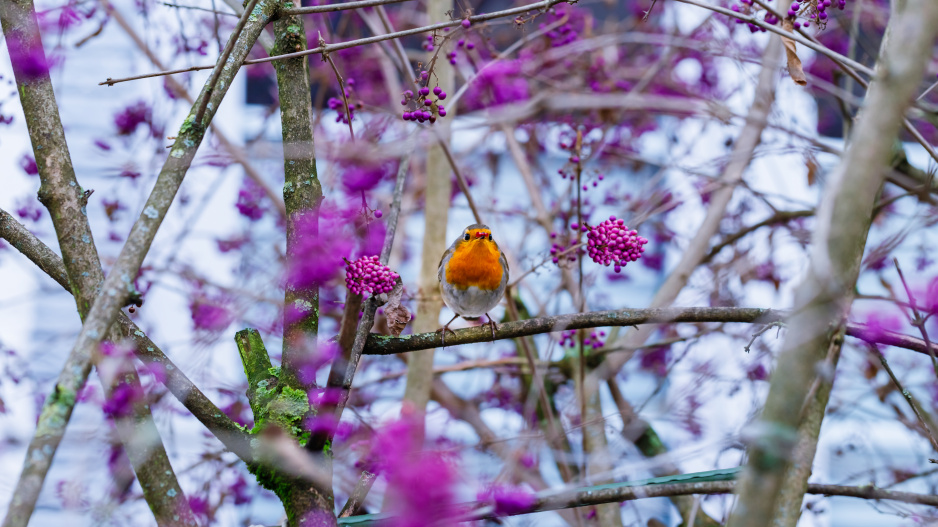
[[782, 20, 807, 86], [805, 153, 819, 186], [384, 280, 411, 337]]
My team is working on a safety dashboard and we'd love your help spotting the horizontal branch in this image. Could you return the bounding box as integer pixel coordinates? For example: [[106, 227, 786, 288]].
[[337, 469, 938, 525], [363, 306, 938, 358], [364, 307, 783, 354], [100, 0, 570, 85], [282, 0, 410, 15]]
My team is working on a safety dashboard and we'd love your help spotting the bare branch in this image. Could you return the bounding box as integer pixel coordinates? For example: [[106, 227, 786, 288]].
[[0, 209, 255, 462], [99, 0, 573, 86]]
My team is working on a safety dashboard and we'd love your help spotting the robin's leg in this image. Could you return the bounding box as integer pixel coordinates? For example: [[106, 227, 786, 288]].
[[484, 313, 499, 341], [437, 313, 459, 348]]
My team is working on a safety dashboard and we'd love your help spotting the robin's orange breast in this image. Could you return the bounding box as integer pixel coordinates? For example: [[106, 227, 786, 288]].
[[445, 241, 503, 291]]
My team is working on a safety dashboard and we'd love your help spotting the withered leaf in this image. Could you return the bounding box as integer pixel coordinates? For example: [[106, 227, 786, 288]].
[[782, 20, 808, 86], [383, 279, 411, 337], [805, 153, 819, 186]]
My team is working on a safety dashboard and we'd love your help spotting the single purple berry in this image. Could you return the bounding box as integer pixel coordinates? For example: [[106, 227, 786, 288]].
[[462, 19, 471, 28], [374, 210, 383, 218]]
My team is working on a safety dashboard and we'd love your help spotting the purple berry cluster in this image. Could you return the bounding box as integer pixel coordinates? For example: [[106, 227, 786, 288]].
[[328, 78, 360, 124], [448, 37, 475, 65], [401, 81, 447, 124], [558, 329, 606, 349], [345, 255, 399, 296], [549, 232, 580, 264], [787, 0, 845, 28], [585, 216, 648, 273]]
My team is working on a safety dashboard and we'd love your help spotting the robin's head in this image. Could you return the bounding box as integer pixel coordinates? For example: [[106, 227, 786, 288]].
[[455, 224, 497, 249]]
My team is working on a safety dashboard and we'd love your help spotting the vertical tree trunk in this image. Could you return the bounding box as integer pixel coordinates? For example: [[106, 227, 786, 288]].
[[271, 3, 334, 524]]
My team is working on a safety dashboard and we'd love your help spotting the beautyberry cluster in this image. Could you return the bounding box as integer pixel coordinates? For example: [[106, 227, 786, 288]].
[[549, 232, 580, 264], [328, 78, 361, 124], [345, 255, 399, 296], [401, 78, 447, 123], [787, 0, 845, 28], [585, 216, 648, 273], [558, 329, 606, 349], [730, 1, 779, 32], [447, 38, 475, 65]]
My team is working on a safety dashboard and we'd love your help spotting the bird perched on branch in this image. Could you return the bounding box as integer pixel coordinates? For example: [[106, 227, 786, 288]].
[[438, 224, 509, 347]]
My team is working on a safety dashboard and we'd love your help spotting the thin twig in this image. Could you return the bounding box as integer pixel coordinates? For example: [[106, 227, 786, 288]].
[[869, 344, 938, 451], [283, 0, 410, 15], [161, 2, 237, 15], [99, 0, 573, 86], [893, 258, 938, 378], [323, 45, 355, 139], [194, 0, 259, 126]]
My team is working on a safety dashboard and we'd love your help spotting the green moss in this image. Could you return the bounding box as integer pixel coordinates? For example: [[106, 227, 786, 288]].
[[268, 366, 282, 378], [268, 385, 310, 435]]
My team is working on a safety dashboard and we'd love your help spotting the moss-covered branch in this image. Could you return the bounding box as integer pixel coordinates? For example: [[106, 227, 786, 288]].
[[274, 0, 322, 391]]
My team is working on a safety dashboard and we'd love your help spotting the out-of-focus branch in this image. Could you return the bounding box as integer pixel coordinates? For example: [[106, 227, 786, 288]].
[[400, 0, 455, 437], [729, 0, 938, 524], [339, 471, 376, 518], [315, 150, 412, 451], [0, 209, 254, 462], [703, 210, 814, 263], [607, 380, 721, 527], [592, 37, 781, 384]]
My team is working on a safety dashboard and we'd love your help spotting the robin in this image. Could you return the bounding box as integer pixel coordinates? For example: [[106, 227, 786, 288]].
[[438, 224, 509, 347]]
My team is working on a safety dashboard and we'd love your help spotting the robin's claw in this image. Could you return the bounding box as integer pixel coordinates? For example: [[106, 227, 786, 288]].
[[438, 314, 460, 348], [485, 313, 499, 342]]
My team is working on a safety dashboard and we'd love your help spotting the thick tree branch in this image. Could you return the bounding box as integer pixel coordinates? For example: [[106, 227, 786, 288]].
[[366, 307, 782, 354]]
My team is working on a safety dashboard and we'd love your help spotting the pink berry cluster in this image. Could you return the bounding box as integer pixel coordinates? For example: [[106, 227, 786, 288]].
[[558, 329, 606, 349], [401, 72, 447, 124], [345, 255, 399, 296], [585, 216, 648, 273]]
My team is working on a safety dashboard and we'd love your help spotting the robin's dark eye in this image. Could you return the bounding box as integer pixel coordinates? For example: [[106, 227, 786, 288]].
[[488, 234, 493, 241], [464, 233, 470, 241]]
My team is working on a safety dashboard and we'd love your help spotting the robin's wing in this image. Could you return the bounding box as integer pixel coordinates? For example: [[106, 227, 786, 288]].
[[499, 251, 509, 286], [438, 246, 454, 283]]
